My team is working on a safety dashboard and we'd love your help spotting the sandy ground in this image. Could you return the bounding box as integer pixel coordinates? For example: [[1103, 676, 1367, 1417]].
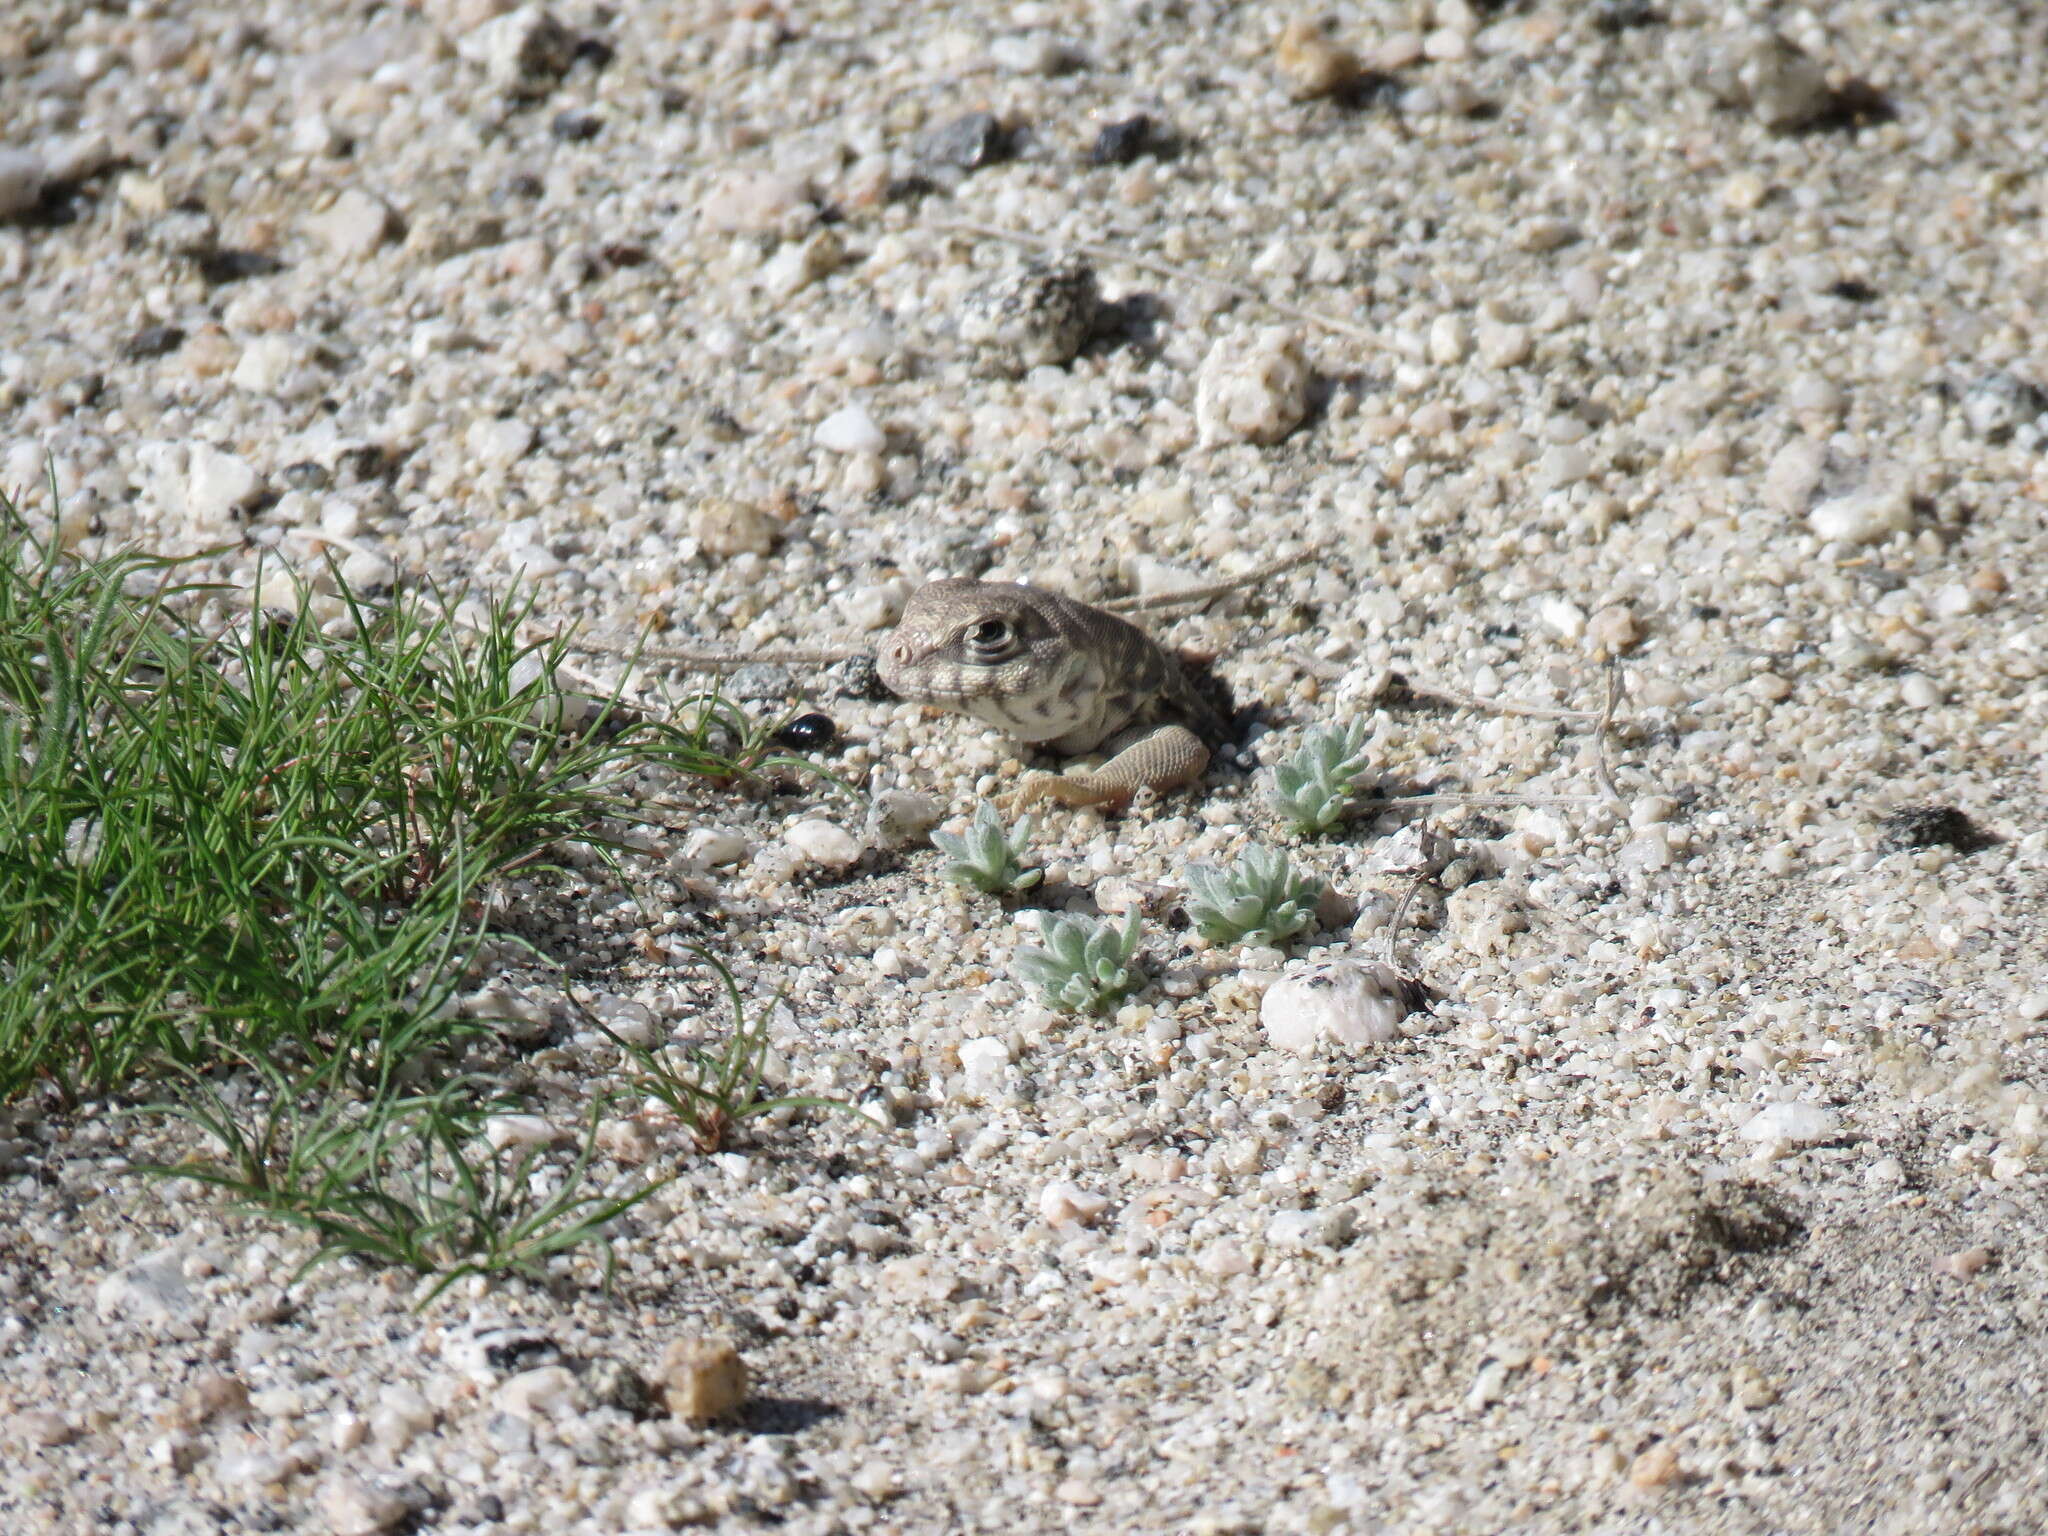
[[3, 1, 2047, 1532]]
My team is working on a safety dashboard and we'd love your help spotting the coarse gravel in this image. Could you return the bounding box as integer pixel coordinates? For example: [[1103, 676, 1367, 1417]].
[[3, 1, 2047, 1533]]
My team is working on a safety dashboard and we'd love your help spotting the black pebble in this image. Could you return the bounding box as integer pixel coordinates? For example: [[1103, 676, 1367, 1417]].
[[827, 652, 892, 701], [1879, 805, 1992, 854], [122, 324, 186, 361], [774, 713, 837, 751], [1089, 115, 1155, 165], [282, 460, 331, 491], [917, 111, 1010, 172], [551, 109, 602, 142]]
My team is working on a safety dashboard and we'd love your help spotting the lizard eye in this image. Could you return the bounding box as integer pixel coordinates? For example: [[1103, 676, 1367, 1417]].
[[963, 618, 1016, 659]]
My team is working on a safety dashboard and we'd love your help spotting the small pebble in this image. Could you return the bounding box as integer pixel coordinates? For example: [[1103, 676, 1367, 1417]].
[[1809, 485, 1909, 545], [957, 261, 1100, 376], [1739, 1101, 1839, 1145], [468, 417, 535, 470], [1275, 19, 1360, 100], [185, 445, 263, 527], [916, 111, 1009, 173], [690, 497, 780, 558], [0, 148, 47, 219], [816, 404, 886, 454], [319, 1476, 410, 1536], [1937, 1245, 1998, 1279], [1261, 962, 1423, 1055], [1628, 1443, 1681, 1491], [1194, 327, 1312, 446], [306, 189, 398, 260], [989, 33, 1076, 75], [1878, 805, 1986, 854], [1039, 1181, 1109, 1226], [661, 1338, 749, 1422], [784, 818, 862, 871], [1089, 115, 1159, 165]]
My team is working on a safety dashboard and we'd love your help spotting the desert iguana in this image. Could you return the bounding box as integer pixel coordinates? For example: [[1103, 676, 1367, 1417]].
[[564, 555, 1314, 810], [875, 578, 1232, 810]]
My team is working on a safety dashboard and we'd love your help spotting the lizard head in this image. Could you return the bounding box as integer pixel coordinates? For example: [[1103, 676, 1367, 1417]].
[[876, 579, 1106, 743]]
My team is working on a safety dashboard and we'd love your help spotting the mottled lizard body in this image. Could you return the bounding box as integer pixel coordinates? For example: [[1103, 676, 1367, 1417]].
[[876, 579, 1229, 809]]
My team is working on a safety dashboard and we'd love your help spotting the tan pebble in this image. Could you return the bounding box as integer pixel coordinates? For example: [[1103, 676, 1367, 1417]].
[[16, 1409, 80, 1447], [689, 497, 780, 558], [180, 324, 239, 379], [319, 1476, 410, 1536], [1628, 1442, 1681, 1490], [1969, 566, 2008, 595], [1937, 1245, 1997, 1279], [1275, 19, 1360, 99], [661, 1337, 749, 1422], [178, 1370, 251, 1428], [1588, 604, 1641, 657], [1729, 1362, 1779, 1409]]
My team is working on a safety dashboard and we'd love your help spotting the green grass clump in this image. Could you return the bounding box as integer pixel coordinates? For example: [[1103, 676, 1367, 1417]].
[[1013, 911, 1143, 1016], [930, 801, 1042, 895], [0, 490, 842, 1294], [132, 1062, 667, 1302], [1267, 719, 1374, 835], [1183, 844, 1323, 949]]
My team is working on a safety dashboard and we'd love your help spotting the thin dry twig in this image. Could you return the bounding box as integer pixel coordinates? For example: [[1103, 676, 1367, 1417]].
[[1383, 864, 1432, 973], [1391, 675, 1600, 722], [932, 219, 1380, 344], [1357, 792, 1607, 812], [554, 552, 1320, 670], [1588, 660, 1626, 808], [1098, 550, 1318, 614]]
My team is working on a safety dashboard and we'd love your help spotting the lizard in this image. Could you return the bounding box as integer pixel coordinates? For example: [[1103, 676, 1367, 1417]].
[[556, 552, 1315, 809], [874, 578, 1234, 811]]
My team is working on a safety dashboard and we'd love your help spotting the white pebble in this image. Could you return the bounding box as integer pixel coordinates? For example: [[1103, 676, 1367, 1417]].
[[1740, 1101, 1839, 1145], [1260, 961, 1420, 1055], [1266, 1207, 1356, 1249], [305, 188, 397, 260], [784, 818, 862, 870], [816, 404, 886, 454], [1899, 674, 1942, 709], [1194, 327, 1312, 446], [1538, 596, 1587, 642], [318, 1477, 409, 1536], [1427, 313, 1469, 365], [484, 1114, 560, 1150], [1810, 485, 1909, 545], [959, 1037, 1012, 1095], [989, 32, 1075, 74], [1039, 1182, 1109, 1227], [682, 826, 751, 866], [185, 444, 262, 527], [467, 417, 535, 470]]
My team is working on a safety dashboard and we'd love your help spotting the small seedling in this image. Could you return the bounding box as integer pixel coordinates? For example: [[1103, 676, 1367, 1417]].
[[931, 801, 1042, 895], [1183, 844, 1323, 948], [1267, 719, 1374, 835], [591, 945, 857, 1154], [1013, 911, 1143, 1016]]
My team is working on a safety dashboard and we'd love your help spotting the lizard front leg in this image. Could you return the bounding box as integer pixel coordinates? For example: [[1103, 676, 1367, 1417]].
[[1015, 724, 1209, 811]]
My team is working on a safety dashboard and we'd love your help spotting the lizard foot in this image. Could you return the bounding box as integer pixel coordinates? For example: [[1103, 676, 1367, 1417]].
[[1015, 725, 1209, 811]]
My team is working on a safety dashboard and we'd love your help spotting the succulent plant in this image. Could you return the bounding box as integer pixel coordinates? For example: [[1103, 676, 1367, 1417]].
[[1267, 719, 1374, 835], [931, 801, 1042, 895], [1183, 844, 1323, 948], [1012, 911, 1143, 1016]]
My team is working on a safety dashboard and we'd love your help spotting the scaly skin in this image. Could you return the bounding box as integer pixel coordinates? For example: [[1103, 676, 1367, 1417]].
[[876, 580, 1227, 810]]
